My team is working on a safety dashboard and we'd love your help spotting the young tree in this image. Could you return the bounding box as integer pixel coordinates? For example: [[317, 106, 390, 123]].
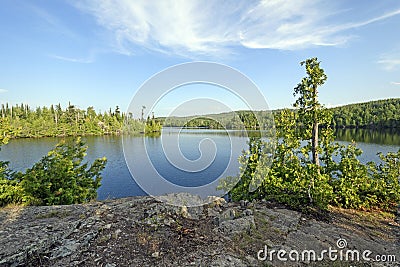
[[0, 117, 15, 145], [293, 57, 327, 167], [20, 137, 107, 205], [141, 106, 146, 121], [293, 58, 327, 203]]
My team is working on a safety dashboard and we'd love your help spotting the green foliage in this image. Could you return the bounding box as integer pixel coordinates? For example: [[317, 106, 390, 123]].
[[0, 161, 28, 206], [0, 117, 13, 145], [332, 142, 371, 209], [221, 107, 334, 210], [237, 111, 260, 130], [0, 179, 27, 207], [219, 137, 265, 201], [0, 138, 107, 207], [331, 98, 400, 129], [377, 150, 400, 208], [366, 149, 400, 210], [0, 103, 150, 138], [221, 127, 399, 211], [293, 57, 327, 127], [219, 58, 400, 212], [145, 116, 162, 133], [19, 138, 106, 205], [332, 144, 400, 210], [161, 98, 400, 130], [181, 117, 226, 129], [293, 58, 327, 178], [161, 110, 274, 130], [0, 118, 25, 206]]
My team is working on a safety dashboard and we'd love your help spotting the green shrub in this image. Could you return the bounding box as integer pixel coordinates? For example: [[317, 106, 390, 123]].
[[19, 137, 107, 205], [0, 138, 107, 207], [0, 161, 29, 206], [331, 144, 400, 211], [367, 149, 400, 210], [219, 138, 399, 212], [332, 142, 370, 209]]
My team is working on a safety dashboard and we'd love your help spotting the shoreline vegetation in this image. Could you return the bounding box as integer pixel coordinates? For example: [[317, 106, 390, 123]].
[[0, 103, 162, 140], [0, 98, 399, 142]]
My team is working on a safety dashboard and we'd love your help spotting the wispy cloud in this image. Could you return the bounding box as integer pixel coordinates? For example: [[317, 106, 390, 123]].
[[391, 81, 400, 85], [74, 0, 400, 57], [50, 54, 94, 64], [378, 58, 400, 71], [27, 3, 80, 40], [0, 89, 8, 93], [333, 8, 400, 30]]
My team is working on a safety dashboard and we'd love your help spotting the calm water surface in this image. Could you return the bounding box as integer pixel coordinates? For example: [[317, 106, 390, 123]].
[[0, 128, 399, 200]]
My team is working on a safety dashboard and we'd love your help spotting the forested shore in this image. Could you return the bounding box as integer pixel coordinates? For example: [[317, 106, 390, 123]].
[[0, 103, 161, 140], [0, 98, 398, 141], [162, 98, 400, 130]]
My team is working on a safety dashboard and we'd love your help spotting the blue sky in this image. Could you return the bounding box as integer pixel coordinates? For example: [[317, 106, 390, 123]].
[[0, 0, 400, 117]]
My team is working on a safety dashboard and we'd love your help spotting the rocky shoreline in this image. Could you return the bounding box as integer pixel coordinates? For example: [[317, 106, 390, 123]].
[[0, 194, 399, 266]]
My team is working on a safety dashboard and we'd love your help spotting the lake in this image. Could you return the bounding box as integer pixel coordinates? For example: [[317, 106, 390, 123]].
[[0, 128, 399, 200]]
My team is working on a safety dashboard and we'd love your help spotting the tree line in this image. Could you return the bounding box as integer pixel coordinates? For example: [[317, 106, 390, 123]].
[[161, 98, 400, 130], [0, 102, 161, 139], [330, 98, 400, 128]]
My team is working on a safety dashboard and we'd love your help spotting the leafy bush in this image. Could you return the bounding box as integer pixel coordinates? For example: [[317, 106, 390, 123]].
[[20, 138, 107, 205], [0, 138, 107, 207], [331, 144, 400, 210], [219, 138, 333, 210], [0, 161, 28, 206], [220, 137, 399, 212], [365, 149, 400, 210], [332, 142, 371, 209], [222, 137, 264, 201]]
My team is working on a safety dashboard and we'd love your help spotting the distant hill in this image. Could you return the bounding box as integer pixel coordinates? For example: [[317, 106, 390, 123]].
[[330, 98, 400, 129], [160, 98, 400, 129]]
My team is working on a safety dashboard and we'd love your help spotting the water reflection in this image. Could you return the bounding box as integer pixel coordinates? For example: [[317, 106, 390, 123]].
[[335, 129, 400, 145]]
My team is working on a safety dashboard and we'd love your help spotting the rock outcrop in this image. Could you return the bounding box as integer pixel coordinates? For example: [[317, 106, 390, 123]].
[[0, 194, 399, 266]]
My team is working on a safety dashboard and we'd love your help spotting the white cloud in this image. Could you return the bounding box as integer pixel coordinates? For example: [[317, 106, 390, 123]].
[[0, 89, 8, 93], [331, 8, 400, 31], [378, 58, 400, 71], [391, 81, 400, 85], [75, 0, 400, 57], [50, 54, 94, 64]]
